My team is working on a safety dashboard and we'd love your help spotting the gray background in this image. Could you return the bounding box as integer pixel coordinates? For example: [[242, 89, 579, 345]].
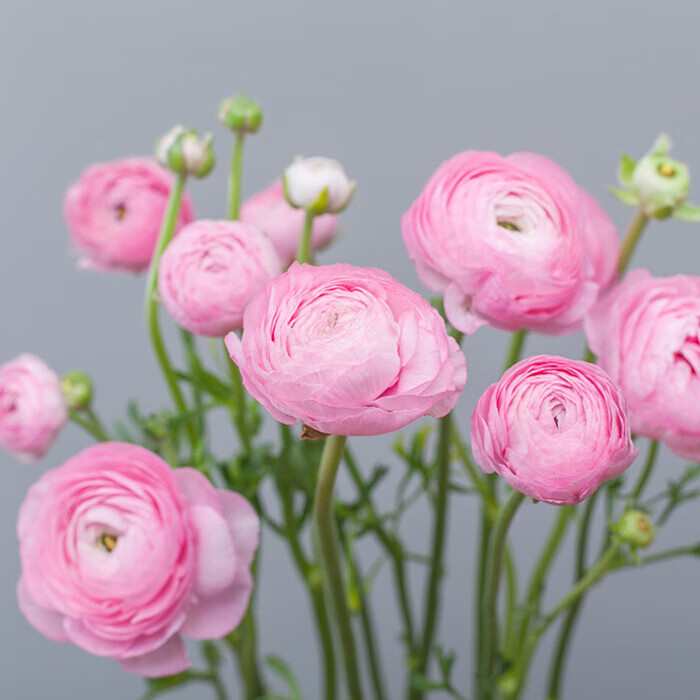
[[1, 1, 698, 698]]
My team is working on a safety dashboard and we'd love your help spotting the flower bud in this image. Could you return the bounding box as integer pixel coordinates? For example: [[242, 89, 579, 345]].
[[61, 370, 93, 410], [155, 126, 215, 179], [282, 157, 355, 214], [614, 134, 692, 219], [218, 94, 263, 134], [615, 509, 655, 549]]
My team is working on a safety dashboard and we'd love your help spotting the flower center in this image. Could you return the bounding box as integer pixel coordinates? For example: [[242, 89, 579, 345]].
[[658, 162, 676, 178], [97, 533, 118, 553], [551, 403, 566, 429], [114, 203, 127, 220], [497, 219, 522, 232], [674, 333, 700, 375]]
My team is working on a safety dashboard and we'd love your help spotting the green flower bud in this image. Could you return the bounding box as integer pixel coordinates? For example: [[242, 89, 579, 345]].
[[218, 94, 263, 134], [615, 509, 655, 549], [630, 135, 691, 219], [61, 371, 93, 410], [155, 126, 215, 178]]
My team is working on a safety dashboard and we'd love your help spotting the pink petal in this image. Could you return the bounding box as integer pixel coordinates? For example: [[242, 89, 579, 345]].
[[175, 468, 221, 511], [17, 578, 68, 642], [191, 505, 238, 596], [119, 635, 190, 678], [219, 491, 260, 568], [181, 571, 253, 639]]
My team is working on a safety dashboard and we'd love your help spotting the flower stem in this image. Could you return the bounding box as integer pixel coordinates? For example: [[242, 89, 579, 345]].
[[296, 210, 316, 264], [69, 408, 109, 442], [503, 330, 527, 371], [546, 493, 597, 700], [479, 490, 525, 699], [225, 341, 251, 456], [144, 172, 197, 451], [227, 132, 245, 220], [313, 434, 362, 699], [629, 439, 660, 505], [617, 209, 649, 275], [410, 414, 453, 700]]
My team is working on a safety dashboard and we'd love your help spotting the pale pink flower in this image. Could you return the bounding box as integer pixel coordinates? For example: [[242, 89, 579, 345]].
[[158, 220, 281, 337], [471, 355, 636, 505], [586, 269, 700, 460], [402, 151, 619, 334], [241, 180, 339, 264], [0, 354, 67, 463], [64, 158, 194, 272], [226, 263, 466, 436], [18, 443, 259, 677]]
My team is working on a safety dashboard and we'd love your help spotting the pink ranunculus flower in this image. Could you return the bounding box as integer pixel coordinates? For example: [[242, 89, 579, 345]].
[[18, 443, 259, 677], [240, 179, 339, 265], [0, 354, 67, 463], [471, 355, 637, 505], [401, 151, 619, 335], [585, 269, 700, 460], [225, 263, 467, 436], [158, 220, 281, 337], [64, 157, 194, 272]]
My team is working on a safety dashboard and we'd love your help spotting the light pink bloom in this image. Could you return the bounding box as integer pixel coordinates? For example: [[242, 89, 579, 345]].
[[0, 354, 67, 463], [18, 443, 259, 677], [64, 158, 194, 272], [585, 269, 700, 460], [471, 355, 636, 505], [158, 220, 281, 337], [240, 180, 339, 265], [226, 263, 466, 436], [402, 151, 619, 334]]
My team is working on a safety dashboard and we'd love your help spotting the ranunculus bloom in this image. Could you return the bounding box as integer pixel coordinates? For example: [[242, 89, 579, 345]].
[[158, 220, 281, 337], [64, 157, 194, 272], [18, 443, 259, 677], [0, 354, 67, 463], [226, 263, 466, 436], [402, 151, 619, 334], [471, 355, 636, 505], [241, 180, 339, 264], [585, 269, 700, 460]]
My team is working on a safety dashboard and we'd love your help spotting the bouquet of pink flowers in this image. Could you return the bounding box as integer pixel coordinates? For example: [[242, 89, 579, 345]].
[[3, 94, 700, 700]]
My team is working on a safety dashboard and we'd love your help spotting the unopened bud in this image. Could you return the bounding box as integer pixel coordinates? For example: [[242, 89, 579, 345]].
[[615, 509, 655, 549], [61, 371, 93, 410], [155, 126, 215, 178], [218, 94, 263, 134], [282, 156, 355, 215]]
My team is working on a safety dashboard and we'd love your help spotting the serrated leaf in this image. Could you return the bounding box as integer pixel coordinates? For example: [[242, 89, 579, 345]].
[[618, 154, 636, 185], [609, 186, 640, 207], [674, 202, 700, 222]]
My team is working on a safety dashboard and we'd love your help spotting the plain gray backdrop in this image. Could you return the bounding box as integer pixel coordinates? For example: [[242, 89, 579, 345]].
[[1, 1, 699, 698]]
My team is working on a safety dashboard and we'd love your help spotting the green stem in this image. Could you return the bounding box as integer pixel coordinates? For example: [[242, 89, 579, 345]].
[[511, 541, 621, 700], [225, 340, 251, 456], [624, 543, 700, 568], [227, 609, 265, 700], [546, 494, 597, 700], [479, 491, 525, 699], [503, 547, 518, 659], [227, 132, 245, 220], [617, 209, 649, 275], [344, 447, 415, 647], [512, 507, 572, 659], [69, 409, 110, 442], [629, 440, 660, 505], [278, 477, 337, 700], [314, 434, 362, 700], [180, 330, 206, 449], [144, 172, 197, 451], [296, 210, 315, 264], [503, 330, 527, 371], [410, 415, 453, 700]]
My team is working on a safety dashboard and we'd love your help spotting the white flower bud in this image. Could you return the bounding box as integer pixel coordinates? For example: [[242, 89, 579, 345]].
[[282, 157, 355, 214]]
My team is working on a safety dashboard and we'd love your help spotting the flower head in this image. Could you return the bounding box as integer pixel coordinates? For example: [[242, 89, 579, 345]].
[[282, 157, 355, 214]]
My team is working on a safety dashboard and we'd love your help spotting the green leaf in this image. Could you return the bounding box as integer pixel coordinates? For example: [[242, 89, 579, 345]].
[[650, 133, 672, 157], [618, 153, 636, 185], [410, 672, 445, 691], [674, 202, 700, 222], [608, 186, 640, 207], [265, 655, 303, 700]]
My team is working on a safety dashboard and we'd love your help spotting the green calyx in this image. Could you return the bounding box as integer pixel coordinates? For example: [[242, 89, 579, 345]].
[[218, 93, 263, 134], [613, 509, 655, 549], [155, 126, 215, 178], [61, 370, 93, 410]]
